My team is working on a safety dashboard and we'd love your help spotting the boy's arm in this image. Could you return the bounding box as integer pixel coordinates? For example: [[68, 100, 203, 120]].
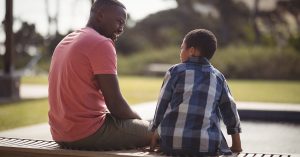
[[219, 80, 242, 150], [149, 71, 173, 131], [230, 133, 242, 153], [219, 80, 241, 134], [150, 130, 159, 152]]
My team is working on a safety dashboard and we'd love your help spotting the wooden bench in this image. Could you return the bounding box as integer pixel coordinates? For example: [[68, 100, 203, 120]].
[[0, 137, 292, 157]]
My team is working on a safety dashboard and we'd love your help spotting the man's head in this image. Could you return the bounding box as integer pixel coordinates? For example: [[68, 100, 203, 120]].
[[181, 29, 217, 61], [87, 0, 127, 42]]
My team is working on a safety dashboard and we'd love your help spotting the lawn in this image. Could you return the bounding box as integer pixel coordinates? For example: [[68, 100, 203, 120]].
[[0, 98, 49, 131], [228, 80, 300, 104], [21, 75, 300, 104], [0, 75, 299, 131]]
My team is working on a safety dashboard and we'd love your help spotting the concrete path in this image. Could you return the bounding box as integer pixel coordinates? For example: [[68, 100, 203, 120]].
[[0, 102, 155, 141], [20, 84, 48, 99], [1, 101, 300, 154]]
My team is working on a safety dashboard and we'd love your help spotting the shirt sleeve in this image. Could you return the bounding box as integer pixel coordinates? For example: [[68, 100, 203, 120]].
[[219, 80, 242, 135], [87, 40, 117, 75], [149, 70, 173, 132]]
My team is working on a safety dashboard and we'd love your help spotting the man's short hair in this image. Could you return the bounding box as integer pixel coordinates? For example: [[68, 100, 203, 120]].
[[91, 0, 126, 13], [184, 29, 217, 60]]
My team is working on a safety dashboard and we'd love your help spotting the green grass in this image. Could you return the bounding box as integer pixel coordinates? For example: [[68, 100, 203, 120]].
[[21, 75, 48, 84], [119, 76, 163, 104], [228, 80, 300, 104], [0, 98, 49, 131], [1, 76, 299, 131]]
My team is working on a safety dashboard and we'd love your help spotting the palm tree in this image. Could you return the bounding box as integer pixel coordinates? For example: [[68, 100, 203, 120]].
[[253, 0, 261, 44], [277, 0, 300, 33], [45, 0, 60, 36]]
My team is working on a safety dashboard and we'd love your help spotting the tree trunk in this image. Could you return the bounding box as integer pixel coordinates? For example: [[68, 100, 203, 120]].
[[253, 0, 261, 44], [4, 0, 14, 74]]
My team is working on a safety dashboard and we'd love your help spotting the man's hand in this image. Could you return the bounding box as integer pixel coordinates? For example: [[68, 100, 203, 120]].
[[150, 130, 160, 152], [95, 74, 141, 119]]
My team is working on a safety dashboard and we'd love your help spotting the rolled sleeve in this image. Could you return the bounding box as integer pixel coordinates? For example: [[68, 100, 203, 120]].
[[219, 80, 241, 135], [227, 126, 242, 134], [149, 71, 173, 132]]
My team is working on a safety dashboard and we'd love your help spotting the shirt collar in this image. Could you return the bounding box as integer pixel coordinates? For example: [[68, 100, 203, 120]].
[[184, 56, 210, 65]]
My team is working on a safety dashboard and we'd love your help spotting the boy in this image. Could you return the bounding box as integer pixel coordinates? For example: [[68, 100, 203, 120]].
[[149, 29, 242, 156]]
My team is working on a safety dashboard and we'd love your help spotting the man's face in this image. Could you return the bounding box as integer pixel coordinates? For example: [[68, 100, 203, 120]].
[[97, 6, 127, 42]]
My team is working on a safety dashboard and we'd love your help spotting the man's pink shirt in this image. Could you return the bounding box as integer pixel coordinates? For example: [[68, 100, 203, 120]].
[[48, 27, 117, 142]]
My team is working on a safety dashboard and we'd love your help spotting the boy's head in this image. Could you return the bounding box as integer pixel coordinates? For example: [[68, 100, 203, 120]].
[[180, 29, 217, 62]]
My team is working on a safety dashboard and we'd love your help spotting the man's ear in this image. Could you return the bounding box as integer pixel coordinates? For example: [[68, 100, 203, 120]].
[[95, 10, 104, 22]]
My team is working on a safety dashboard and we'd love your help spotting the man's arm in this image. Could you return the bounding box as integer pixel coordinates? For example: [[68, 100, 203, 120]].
[[95, 74, 141, 119]]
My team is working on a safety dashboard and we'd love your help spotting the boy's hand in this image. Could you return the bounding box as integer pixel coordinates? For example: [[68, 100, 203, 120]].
[[150, 130, 159, 152], [230, 146, 243, 153]]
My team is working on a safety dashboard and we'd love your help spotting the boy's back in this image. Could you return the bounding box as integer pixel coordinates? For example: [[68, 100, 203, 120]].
[[149, 29, 242, 156]]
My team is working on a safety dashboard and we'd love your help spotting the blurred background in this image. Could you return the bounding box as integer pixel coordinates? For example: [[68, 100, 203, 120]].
[[0, 0, 299, 78], [0, 0, 300, 154]]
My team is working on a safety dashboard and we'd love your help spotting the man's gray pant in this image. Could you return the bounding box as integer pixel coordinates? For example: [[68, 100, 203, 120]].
[[58, 114, 152, 150]]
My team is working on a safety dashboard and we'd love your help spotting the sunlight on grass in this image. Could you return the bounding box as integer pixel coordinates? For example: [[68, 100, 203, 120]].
[[119, 76, 163, 104], [21, 75, 48, 84], [0, 99, 49, 131], [20, 75, 300, 104], [228, 80, 300, 104]]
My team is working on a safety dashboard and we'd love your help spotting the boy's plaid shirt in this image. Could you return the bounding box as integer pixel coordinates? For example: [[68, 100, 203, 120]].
[[149, 57, 241, 154]]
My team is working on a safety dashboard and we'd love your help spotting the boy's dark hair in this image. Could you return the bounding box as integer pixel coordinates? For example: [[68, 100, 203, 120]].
[[91, 0, 126, 13], [184, 29, 217, 60]]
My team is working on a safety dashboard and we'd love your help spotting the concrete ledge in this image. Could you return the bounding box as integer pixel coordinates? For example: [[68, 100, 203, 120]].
[[135, 101, 300, 123], [237, 102, 300, 123], [238, 110, 300, 123]]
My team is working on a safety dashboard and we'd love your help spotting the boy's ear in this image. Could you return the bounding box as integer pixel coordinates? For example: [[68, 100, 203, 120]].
[[188, 47, 201, 56], [188, 47, 195, 56]]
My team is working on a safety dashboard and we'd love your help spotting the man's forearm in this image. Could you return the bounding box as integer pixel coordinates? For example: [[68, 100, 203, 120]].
[[95, 74, 141, 120], [108, 97, 141, 119]]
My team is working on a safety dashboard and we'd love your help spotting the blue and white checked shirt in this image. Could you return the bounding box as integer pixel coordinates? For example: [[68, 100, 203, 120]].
[[149, 57, 241, 156]]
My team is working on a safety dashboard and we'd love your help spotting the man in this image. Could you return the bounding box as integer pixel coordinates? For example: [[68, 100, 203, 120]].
[[48, 0, 151, 150]]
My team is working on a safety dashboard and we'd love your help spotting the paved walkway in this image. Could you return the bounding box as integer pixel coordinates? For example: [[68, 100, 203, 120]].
[[20, 84, 48, 99], [1, 101, 300, 154]]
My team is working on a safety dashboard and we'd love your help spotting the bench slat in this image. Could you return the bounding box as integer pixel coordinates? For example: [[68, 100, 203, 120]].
[[0, 145, 165, 157], [0, 137, 294, 157]]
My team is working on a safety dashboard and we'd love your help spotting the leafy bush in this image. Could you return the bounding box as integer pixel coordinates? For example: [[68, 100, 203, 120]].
[[118, 45, 300, 80], [118, 47, 179, 75], [289, 34, 300, 53], [212, 46, 300, 80]]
